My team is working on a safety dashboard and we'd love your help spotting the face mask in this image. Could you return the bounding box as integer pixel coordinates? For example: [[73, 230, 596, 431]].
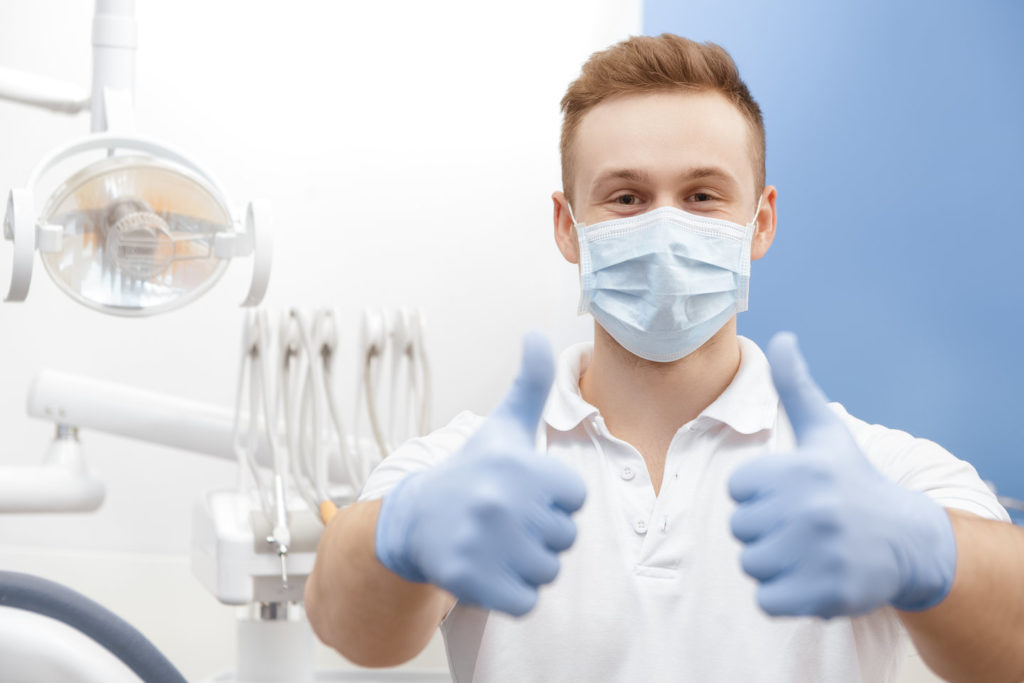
[[568, 198, 762, 363]]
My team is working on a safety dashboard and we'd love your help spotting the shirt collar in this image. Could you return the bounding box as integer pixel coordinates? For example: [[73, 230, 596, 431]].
[[544, 342, 600, 432], [700, 336, 779, 435], [544, 336, 778, 435]]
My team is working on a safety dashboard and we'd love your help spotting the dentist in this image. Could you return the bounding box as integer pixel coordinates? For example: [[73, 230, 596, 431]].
[[307, 34, 1024, 683]]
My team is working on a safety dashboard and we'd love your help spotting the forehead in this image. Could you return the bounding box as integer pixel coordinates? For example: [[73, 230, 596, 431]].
[[572, 90, 755, 199]]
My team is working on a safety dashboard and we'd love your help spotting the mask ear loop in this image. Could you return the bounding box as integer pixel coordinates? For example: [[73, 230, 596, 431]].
[[566, 201, 581, 227], [749, 193, 764, 227], [736, 193, 766, 313], [567, 201, 595, 315]]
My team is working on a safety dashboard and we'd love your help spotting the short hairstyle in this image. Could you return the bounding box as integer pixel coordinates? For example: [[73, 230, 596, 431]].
[[560, 34, 765, 202]]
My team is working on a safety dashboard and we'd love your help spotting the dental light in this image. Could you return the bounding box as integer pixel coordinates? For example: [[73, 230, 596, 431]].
[[0, 0, 271, 315]]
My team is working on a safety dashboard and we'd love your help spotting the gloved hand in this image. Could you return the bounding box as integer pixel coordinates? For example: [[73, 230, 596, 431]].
[[375, 331, 587, 616], [728, 332, 957, 618]]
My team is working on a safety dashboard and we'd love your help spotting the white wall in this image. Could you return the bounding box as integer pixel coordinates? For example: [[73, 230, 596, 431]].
[[0, 0, 641, 677]]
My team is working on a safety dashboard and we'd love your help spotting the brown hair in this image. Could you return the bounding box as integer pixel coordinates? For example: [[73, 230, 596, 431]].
[[560, 34, 765, 202]]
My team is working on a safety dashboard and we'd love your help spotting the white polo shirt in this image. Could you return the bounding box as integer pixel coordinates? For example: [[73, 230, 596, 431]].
[[359, 337, 1009, 683]]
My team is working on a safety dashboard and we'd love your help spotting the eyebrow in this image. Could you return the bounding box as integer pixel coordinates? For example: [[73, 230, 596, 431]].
[[682, 166, 737, 185], [591, 168, 652, 188], [589, 165, 738, 192]]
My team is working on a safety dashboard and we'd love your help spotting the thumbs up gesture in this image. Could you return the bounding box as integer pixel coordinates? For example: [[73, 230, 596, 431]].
[[375, 332, 587, 615], [728, 333, 957, 618]]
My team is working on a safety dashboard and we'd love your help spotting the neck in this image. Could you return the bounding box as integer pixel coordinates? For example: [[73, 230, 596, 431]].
[[579, 320, 742, 443]]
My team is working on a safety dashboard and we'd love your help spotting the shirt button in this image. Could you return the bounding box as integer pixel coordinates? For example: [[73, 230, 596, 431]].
[[634, 519, 648, 535], [621, 466, 635, 481]]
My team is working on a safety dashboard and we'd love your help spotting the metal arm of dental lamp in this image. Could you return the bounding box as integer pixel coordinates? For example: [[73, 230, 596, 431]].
[[5, 367, 358, 596], [0, 369, 360, 515], [0, 0, 135, 131], [4, 366, 365, 510], [0, 369, 268, 515], [15, 369, 356, 503]]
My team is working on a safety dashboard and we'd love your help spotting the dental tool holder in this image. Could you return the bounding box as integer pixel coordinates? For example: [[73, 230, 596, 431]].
[[191, 489, 321, 606], [7, 306, 435, 681]]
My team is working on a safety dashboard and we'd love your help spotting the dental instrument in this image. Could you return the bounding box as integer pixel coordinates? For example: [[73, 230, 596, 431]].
[[354, 307, 435, 467], [388, 308, 433, 445], [281, 311, 323, 518], [410, 308, 433, 437], [355, 309, 391, 460], [233, 309, 291, 588], [311, 308, 362, 506], [389, 308, 413, 446]]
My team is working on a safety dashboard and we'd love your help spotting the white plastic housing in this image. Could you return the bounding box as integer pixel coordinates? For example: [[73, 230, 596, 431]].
[[0, 437, 104, 513], [4, 188, 35, 302], [241, 200, 273, 307], [235, 615, 314, 683], [28, 369, 247, 461], [0, 66, 89, 114], [91, 0, 137, 133], [191, 490, 320, 606]]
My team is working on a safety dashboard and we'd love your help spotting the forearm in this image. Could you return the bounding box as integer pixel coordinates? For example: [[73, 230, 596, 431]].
[[304, 499, 454, 667], [899, 510, 1024, 683]]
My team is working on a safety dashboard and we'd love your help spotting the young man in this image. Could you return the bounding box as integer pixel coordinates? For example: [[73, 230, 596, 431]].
[[306, 35, 1024, 682]]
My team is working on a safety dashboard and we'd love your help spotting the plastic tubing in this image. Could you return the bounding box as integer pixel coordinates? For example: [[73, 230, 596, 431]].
[[0, 571, 187, 683]]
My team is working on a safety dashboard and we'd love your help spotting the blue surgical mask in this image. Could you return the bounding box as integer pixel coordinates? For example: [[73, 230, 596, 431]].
[[568, 199, 762, 363]]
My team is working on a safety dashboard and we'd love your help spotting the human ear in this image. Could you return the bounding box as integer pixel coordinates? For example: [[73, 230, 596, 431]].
[[750, 185, 778, 262], [552, 191, 580, 265]]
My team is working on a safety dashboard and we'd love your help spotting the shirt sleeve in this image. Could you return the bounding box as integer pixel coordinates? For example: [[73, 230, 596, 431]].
[[830, 403, 1010, 522], [357, 410, 485, 502]]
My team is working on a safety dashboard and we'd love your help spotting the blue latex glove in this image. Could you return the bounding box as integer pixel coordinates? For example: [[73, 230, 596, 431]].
[[375, 331, 587, 616], [728, 332, 957, 618]]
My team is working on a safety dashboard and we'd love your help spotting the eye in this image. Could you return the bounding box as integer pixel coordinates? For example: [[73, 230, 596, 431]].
[[690, 192, 715, 202], [614, 194, 640, 206]]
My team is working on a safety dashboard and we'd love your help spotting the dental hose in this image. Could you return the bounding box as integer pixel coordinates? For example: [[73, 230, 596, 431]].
[[0, 571, 187, 683]]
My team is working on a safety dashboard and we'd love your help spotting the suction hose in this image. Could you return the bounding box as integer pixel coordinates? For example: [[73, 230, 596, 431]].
[[0, 571, 187, 683]]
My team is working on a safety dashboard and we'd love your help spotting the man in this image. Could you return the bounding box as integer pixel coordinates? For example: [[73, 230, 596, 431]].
[[306, 34, 1024, 682]]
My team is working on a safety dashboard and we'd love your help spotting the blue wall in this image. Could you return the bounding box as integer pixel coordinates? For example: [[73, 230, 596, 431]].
[[644, 1, 1024, 502]]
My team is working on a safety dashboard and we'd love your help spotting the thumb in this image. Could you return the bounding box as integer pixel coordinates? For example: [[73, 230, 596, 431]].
[[767, 332, 836, 444], [490, 330, 556, 442]]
